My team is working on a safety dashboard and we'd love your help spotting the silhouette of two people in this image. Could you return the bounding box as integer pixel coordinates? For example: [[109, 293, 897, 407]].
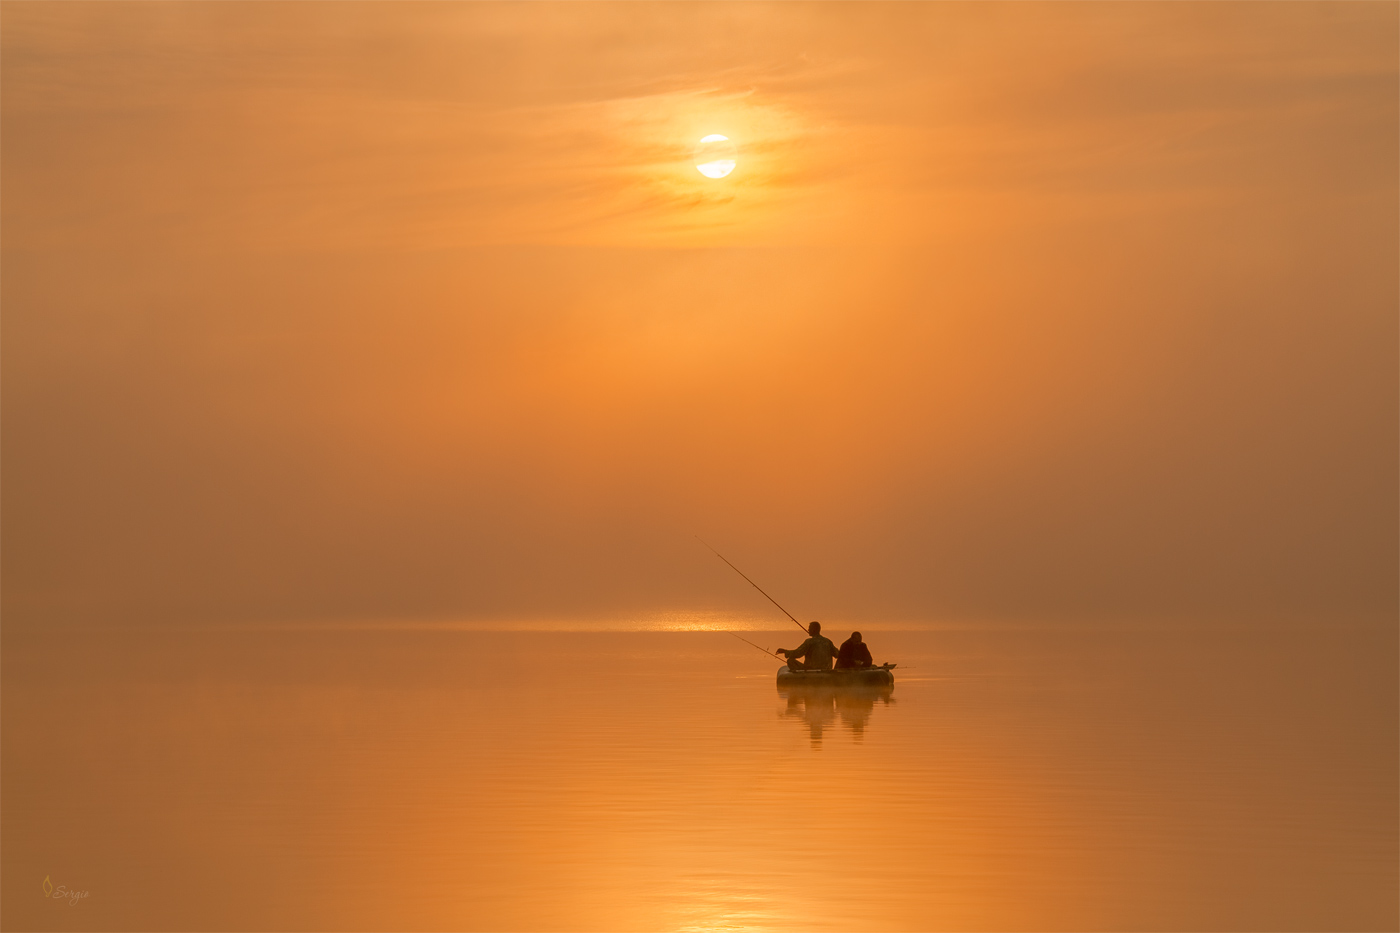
[[778, 622, 875, 671]]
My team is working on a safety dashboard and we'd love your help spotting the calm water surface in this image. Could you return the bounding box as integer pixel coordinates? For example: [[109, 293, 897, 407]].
[[3, 626, 1395, 931]]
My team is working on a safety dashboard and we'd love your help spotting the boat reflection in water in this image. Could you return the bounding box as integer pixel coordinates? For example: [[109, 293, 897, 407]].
[[777, 670, 895, 747]]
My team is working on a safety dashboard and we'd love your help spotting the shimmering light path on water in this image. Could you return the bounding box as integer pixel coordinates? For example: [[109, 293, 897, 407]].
[[3, 627, 1395, 930]]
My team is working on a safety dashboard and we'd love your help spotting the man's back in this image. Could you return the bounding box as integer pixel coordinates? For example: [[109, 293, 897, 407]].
[[792, 634, 838, 670]]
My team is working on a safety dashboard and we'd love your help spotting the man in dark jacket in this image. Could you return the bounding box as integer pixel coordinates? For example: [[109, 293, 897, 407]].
[[778, 622, 838, 671], [836, 631, 874, 669]]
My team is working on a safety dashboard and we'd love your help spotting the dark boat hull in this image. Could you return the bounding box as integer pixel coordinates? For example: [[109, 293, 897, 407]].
[[775, 665, 894, 688]]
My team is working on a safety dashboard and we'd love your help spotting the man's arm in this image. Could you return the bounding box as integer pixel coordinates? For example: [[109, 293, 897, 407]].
[[780, 637, 814, 659]]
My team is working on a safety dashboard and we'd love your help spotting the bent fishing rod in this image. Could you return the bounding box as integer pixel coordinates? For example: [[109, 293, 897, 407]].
[[696, 536, 811, 636]]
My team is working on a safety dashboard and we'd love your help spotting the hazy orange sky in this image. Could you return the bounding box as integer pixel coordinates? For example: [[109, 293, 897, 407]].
[[3, 2, 1396, 629]]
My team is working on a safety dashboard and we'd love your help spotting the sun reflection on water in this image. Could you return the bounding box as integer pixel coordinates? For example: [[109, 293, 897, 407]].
[[3, 627, 1394, 930]]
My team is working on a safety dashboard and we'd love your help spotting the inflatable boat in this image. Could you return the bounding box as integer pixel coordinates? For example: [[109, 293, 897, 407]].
[[776, 664, 895, 688]]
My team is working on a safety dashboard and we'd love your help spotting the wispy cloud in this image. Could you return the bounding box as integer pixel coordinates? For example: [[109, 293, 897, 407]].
[[3, 3, 1394, 629]]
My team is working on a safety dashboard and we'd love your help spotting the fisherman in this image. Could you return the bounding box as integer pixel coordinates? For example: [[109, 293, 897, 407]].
[[777, 622, 838, 671], [835, 631, 874, 669]]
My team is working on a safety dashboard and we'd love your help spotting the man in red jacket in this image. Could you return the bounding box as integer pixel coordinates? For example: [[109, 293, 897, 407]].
[[835, 631, 874, 669]]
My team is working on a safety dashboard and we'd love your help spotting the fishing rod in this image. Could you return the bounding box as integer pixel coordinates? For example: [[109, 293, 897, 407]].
[[697, 536, 810, 635], [726, 631, 782, 661]]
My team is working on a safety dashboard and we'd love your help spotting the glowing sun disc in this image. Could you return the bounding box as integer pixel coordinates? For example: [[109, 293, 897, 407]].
[[697, 160, 736, 178], [694, 134, 737, 179]]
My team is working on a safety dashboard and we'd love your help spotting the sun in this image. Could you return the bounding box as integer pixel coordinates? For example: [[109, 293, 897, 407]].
[[694, 134, 737, 178]]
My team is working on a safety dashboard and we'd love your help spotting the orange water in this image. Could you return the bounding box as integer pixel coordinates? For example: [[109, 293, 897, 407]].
[[3, 626, 1395, 931]]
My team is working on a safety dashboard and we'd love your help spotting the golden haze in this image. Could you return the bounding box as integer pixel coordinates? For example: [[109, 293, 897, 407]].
[[2, 2, 1395, 629]]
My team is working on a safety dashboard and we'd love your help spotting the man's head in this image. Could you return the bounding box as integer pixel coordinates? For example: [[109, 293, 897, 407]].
[[808, 621, 821, 635], [850, 631, 863, 644]]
